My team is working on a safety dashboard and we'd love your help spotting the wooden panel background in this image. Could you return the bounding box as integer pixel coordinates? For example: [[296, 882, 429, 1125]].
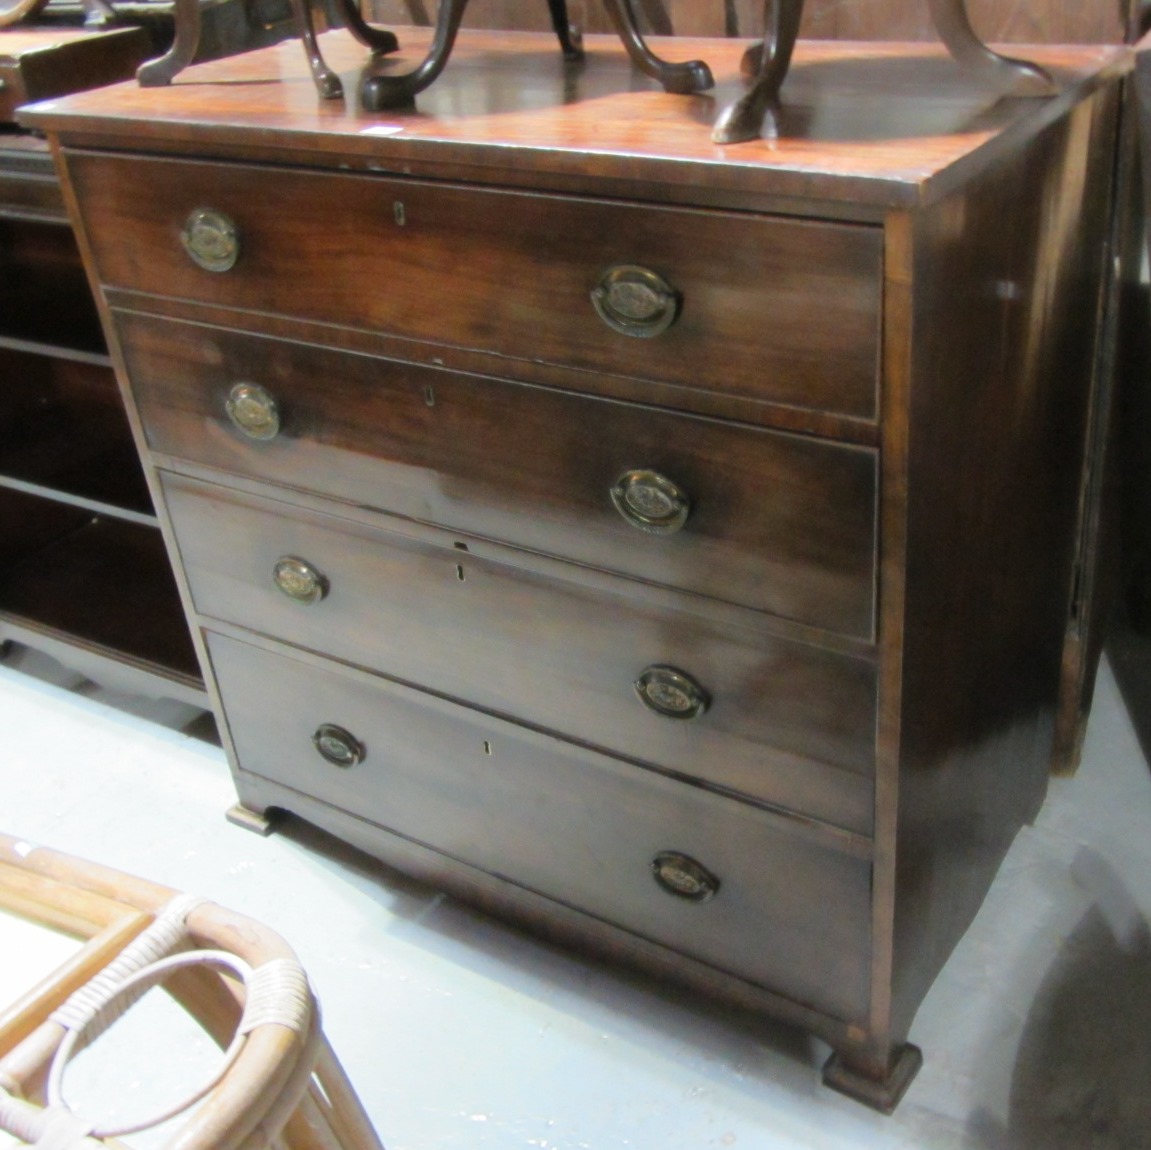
[[366, 0, 1134, 43]]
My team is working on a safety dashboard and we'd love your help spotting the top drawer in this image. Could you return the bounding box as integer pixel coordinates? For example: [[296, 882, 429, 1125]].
[[67, 151, 882, 421]]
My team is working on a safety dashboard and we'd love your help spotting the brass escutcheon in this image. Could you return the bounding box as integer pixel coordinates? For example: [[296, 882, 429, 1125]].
[[225, 382, 280, 441], [635, 665, 709, 720], [652, 851, 720, 902], [610, 469, 690, 534], [272, 556, 328, 605], [591, 265, 680, 338], [180, 207, 239, 272], [312, 723, 364, 768]]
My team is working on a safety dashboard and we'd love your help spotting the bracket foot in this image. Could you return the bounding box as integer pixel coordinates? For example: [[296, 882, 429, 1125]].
[[226, 803, 276, 837], [822, 1043, 923, 1113]]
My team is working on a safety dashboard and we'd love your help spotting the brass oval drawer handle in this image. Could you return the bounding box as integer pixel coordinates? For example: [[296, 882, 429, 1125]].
[[273, 556, 328, 605], [226, 382, 280, 441], [591, 265, 680, 338], [180, 207, 239, 272], [611, 469, 690, 535], [635, 665, 709, 720], [652, 851, 719, 903], [312, 723, 364, 768]]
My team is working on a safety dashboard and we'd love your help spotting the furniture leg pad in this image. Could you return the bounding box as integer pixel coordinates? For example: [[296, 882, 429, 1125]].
[[225, 803, 276, 836], [821, 1042, 923, 1113]]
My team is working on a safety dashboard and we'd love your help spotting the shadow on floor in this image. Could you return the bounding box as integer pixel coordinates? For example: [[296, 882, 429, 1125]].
[[1108, 620, 1151, 769], [0, 640, 219, 744], [966, 849, 1151, 1150], [271, 811, 825, 1105]]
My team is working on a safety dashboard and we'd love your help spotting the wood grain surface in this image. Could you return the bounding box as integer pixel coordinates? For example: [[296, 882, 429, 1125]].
[[70, 150, 882, 418], [33, 28, 1126, 1099], [165, 471, 878, 834], [367, 0, 1133, 43], [114, 310, 880, 638], [23, 32, 1128, 209], [208, 628, 874, 1024]]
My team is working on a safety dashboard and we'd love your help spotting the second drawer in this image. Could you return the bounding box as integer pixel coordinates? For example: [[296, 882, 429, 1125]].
[[121, 312, 878, 639], [165, 473, 876, 834]]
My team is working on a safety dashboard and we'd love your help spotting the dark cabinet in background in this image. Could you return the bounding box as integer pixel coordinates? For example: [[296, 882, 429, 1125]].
[[0, 27, 204, 703]]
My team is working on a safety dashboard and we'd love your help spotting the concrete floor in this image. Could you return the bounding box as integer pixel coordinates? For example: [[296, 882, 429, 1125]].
[[1, 643, 1150, 1150]]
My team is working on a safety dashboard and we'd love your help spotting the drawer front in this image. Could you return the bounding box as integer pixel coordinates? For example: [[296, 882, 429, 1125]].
[[165, 474, 876, 834], [209, 632, 872, 1023], [73, 152, 881, 420], [121, 313, 878, 638]]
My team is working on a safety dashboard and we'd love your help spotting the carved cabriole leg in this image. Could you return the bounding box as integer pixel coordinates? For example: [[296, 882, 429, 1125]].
[[546, 0, 585, 62], [289, 0, 345, 99], [710, 0, 1054, 146], [137, 0, 201, 86], [333, 0, 400, 57], [358, 0, 710, 111], [712, 0, 803, 144], [599, 0, 713, 95], [360, 0, 469, 110], [926, 0, 1055, 96], [822, 1042, 923, 1114]]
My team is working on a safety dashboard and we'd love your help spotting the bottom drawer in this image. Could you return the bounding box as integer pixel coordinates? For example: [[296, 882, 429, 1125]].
[[209, 632, 873, 1023]]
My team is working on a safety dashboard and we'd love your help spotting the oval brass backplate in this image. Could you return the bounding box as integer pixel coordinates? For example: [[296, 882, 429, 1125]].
[[272, 556, 328, 605], [652, 851, 720, 902], [180, 207, 239, 272], [634, 665, 709, 720], [312, 723, 364, 768], [591, 265, 680, 338], [225, 382, 280, 441], [610, 469, 690, 535]]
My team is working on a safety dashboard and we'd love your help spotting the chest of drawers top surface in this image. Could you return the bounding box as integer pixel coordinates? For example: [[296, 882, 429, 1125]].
[[19, 29, 1124, 211]]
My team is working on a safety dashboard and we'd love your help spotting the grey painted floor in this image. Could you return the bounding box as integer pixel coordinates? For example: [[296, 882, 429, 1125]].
[[1, 643, 1149, 1150]]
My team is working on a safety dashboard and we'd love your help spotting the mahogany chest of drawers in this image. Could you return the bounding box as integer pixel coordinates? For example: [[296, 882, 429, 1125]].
[[22, 28, 1126, 1110]]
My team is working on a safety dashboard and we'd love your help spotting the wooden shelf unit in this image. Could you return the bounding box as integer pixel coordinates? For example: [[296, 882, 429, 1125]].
[[0, 127, 204, 706]]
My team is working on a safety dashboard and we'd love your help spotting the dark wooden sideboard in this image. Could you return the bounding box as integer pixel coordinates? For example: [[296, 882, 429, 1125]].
[[21, 29, 1127, 1109], [0, 27, 204, 703], [367, 0, 1136, 43]]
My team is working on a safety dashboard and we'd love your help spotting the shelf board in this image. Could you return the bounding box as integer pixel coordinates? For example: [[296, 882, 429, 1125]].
[[0, 347, 154, 519], [0, 305, 106, 359], [0, 475, 157, 527], [0, 420, 155, 520], [0, 133, 66, 223], [0, 333, 112, 368], [0, 515, 203, 702], [0, 217, 106, 357]]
